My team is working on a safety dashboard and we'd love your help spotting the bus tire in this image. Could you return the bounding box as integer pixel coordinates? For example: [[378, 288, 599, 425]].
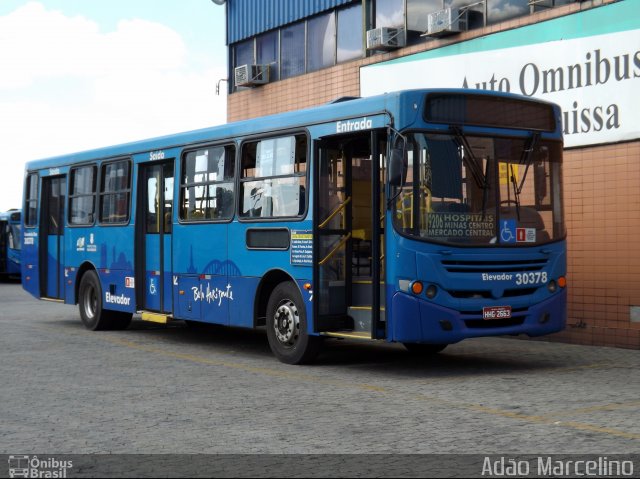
[[78, 270, 131, 331], [266, 281, 321, 365], [403, 343, 448, 355]]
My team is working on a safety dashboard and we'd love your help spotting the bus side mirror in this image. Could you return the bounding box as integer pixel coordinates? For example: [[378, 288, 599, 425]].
[[389, 146, 406, 187]]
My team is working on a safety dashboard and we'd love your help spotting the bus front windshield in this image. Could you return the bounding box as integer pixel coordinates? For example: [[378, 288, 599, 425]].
[[392, 133, 565, 246], [9, 224, 21, 250]]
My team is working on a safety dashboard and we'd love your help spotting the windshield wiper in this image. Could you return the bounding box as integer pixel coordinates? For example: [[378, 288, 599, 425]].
[[451, 126, 491, 218], [509, 132, 540, 221], [510, 164, 521, 221], [517, 132, 540, 194], [451, 126, 486, 190]]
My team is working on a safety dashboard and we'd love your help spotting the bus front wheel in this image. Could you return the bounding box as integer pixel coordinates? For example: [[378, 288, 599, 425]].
[[266, 281, 321, 365], [78, 270, 132, 331]]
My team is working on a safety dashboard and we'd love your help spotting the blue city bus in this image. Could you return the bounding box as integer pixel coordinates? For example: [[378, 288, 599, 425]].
[[21, 89, 566, 364], [0, 209, 21, 279]]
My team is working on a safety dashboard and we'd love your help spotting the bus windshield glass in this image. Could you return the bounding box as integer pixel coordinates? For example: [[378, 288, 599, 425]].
[[9, 224, 21, 250], [392, 133, 565, 246]]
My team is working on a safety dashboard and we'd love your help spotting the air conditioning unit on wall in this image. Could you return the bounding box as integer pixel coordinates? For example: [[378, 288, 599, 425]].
[[234, 64, 269, 87], [426, 7, 469, 37], [366, 27, 406, 51]]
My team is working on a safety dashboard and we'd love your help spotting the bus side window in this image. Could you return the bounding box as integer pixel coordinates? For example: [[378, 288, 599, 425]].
[[69, 165, 97, 226], [240, 134, 307, 219], [100, 160, 131, 224], [181, 145, 235, 222], [147, 177, 159, 233], [164, 175, 173, 233]]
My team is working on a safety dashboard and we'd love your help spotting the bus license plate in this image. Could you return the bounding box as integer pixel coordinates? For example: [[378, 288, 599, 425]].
[[483, 306, 512, 320]]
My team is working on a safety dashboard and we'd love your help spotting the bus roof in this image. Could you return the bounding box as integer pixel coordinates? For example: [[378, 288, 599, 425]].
[[25, 88, 561, 171]]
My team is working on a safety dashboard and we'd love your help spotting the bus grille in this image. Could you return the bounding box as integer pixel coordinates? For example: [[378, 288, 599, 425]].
[[449, 288, 538, 299], [441, 259, 548, 273]]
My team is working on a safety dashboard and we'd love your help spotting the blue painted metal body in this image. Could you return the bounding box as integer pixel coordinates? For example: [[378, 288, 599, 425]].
[[385, 219, 567, 344], [0, 210, 21, 277], [21, 89, 567, 345], [227, 0, 354, 44]]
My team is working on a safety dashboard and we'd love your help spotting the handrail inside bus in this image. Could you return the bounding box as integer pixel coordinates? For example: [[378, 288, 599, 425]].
[[318, 197, 351, 230], [319, 232, 352, 266]]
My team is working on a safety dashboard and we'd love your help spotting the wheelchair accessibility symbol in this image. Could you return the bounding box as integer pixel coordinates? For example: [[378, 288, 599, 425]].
[[500, 220, 517, 244], [149, 278, 157, 295]]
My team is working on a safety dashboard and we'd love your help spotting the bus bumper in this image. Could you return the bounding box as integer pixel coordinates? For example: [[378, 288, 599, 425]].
[[390, 289, 567, 344]]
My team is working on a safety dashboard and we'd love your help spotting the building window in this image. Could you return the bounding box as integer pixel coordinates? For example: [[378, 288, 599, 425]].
[[281, 23, 306, 80], [24, 173, 38, 227], [233, 38, 254, 89], [257, 30, 279, 82], [99, 160, 131, 224], [337, 3, 363, 63], [487, 0, 529, 25], [240, 134, 307, 219], [235, 38, 254, 67], [444, 0, 485, 30], [181, 146, 236, 221], [530, 0, 573, 12], [307, 13, 336, 73], [375, 0, 405, 28], [230, 0, 581, 87], [407, 0, 444, 33], [69, 165, 97, 225]]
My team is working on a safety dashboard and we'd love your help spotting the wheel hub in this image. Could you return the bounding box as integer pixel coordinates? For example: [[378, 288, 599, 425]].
[[84, 285, 97, 320], [274, 300, 299, 345]]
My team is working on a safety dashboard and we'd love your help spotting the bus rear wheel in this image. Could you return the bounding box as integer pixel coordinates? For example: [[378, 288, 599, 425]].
[[78, 270, 132, 331], [403, 343, 448, 355], [266, 281, 321, 365]]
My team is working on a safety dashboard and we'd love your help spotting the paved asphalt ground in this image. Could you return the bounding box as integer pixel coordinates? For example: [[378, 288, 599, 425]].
[[1, 281, 639, 476]]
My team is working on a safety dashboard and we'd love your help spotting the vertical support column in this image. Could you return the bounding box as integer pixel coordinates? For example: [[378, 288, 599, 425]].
[[371, 131, 383, 339]]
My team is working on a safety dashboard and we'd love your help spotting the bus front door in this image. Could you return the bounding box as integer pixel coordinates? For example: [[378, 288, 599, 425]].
[[138, 161, 174, 313], [40, 176, 66, 300], [314, 132, 386, 339]]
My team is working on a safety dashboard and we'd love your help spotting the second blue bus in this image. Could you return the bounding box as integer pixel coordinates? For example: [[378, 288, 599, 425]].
[[1, 209, 21, 279]]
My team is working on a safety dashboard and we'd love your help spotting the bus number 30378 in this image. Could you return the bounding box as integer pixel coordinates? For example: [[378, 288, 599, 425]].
[[515, 272, 548, 286]]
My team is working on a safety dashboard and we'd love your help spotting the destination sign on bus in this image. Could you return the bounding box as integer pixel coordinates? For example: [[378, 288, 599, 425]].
[[427, 213, 495, 240]]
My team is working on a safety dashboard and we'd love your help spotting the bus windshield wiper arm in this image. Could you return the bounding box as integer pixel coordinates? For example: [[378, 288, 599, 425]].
[[451, 126, 491, 218], [481, 157, 491, 220], [510, 164, 521, 221], [517, 132, 540, 194], [451, 126, 486, 190]]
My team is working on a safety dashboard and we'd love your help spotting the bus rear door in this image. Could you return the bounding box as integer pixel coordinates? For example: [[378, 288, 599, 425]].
[[137, 161, 174, 313], [39, 176, 66, 299]]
